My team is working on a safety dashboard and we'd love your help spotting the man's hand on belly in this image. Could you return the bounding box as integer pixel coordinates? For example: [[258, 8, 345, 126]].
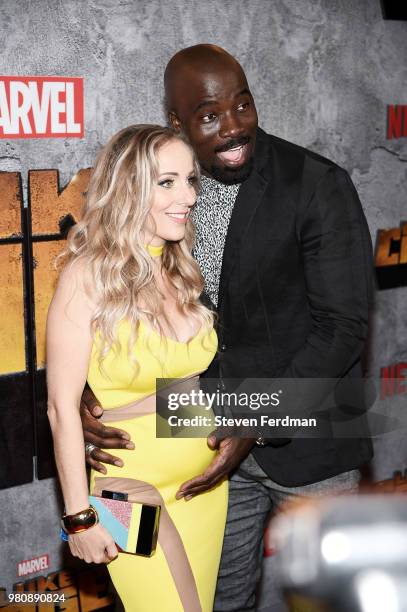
[[81, 387, 135, 473], [176, 435, 255, 500]]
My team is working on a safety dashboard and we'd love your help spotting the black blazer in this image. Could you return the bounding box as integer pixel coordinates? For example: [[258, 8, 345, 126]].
[[205, 127, 374, 487]]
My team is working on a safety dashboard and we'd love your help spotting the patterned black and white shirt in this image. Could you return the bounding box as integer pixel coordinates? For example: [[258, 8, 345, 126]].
[[191, 175, 240, 307]]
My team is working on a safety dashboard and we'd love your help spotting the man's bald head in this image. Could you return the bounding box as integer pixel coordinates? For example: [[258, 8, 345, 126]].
[[164, 45, 258, 184], [164, 44, 245, 113]]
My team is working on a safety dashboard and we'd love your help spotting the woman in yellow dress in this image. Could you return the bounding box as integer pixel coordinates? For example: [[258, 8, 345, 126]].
[[46, 125, 228, 611]]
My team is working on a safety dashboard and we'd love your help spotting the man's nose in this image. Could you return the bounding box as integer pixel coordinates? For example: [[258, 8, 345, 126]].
[[219, 112, 245, 139]]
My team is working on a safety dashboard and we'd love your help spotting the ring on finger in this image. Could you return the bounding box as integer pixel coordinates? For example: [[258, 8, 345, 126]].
[[85, 442, 98, 456]]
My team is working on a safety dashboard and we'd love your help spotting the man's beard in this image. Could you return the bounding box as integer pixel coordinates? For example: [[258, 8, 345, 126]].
[[207, 156, 254, 185]]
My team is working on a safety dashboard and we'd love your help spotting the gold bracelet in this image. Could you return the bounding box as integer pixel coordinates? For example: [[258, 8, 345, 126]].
[[61, 505, 99, 534]]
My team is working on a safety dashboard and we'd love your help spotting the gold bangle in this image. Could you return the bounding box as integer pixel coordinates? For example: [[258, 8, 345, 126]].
[[61, 505, 99, 534]]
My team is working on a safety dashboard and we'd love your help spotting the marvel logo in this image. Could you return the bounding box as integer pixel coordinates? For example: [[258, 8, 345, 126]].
[[0, 76, 83, 138], [17, 554, 50, 577]]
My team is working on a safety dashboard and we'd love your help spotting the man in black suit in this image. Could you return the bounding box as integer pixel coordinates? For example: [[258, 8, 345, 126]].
[[81, 45, 373, 610]]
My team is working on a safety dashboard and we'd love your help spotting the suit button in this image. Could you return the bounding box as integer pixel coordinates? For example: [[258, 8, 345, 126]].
[[220, 344, 227, 352]]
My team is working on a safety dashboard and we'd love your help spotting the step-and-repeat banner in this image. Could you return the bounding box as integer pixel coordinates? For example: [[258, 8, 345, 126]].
[[0, 1, 406, 609]]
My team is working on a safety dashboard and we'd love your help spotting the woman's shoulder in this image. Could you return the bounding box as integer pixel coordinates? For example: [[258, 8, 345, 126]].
[[54, 257, 98, 310]]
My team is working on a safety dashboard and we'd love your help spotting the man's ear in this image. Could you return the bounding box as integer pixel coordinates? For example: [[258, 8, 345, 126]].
[[168, 111, 182, 132]]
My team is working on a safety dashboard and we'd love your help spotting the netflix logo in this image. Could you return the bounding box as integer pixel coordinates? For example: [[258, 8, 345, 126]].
[[387, 104, 407, 139], [380, 362, 407, 399], [0, 76, 83, 138]]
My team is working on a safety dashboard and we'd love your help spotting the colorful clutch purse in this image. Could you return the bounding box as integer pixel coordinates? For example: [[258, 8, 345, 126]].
[[89, 490, 160, 557]]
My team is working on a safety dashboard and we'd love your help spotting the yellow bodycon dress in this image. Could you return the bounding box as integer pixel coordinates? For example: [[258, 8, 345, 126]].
[[87, 250, 228, 612]]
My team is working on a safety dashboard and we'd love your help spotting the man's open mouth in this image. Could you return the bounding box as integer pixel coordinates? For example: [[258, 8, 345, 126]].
[[215, 138, 251, 167]]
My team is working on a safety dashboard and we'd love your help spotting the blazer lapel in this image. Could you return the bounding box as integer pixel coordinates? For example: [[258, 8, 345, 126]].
[[217, 129, 272, 311]]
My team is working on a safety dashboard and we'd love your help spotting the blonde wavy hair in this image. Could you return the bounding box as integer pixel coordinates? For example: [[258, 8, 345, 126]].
[[62, 124, 214, 367]]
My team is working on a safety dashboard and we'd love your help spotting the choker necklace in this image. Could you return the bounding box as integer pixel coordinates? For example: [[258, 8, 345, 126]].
[[145, 244, 164, 257]]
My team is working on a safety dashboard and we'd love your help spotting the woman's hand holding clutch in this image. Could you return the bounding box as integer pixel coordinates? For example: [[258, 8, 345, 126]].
[[68, 523, 118, 564]]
